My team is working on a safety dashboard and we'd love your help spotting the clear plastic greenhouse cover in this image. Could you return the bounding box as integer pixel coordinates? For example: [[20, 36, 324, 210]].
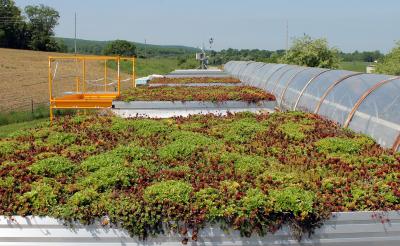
[[224, 61, 400, 152]]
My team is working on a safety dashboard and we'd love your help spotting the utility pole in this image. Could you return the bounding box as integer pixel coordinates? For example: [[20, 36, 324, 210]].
[[144, 39, 147, 59], [74, 12, 77, 55], [286, 20, 289, 54]]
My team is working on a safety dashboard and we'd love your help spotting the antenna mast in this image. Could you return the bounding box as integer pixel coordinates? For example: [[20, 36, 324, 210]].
[[286, 20, 289, 53], [74, 13, 77, 55]]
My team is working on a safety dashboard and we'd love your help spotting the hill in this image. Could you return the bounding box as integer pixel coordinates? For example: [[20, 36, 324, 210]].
[[57, 37, 200, 57]]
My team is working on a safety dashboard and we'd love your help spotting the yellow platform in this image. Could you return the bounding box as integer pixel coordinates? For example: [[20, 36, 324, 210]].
[[48, 56, 135, 122], [51, 93, 118, 109]]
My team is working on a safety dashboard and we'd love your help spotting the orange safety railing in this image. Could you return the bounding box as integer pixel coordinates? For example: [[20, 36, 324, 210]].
[[48, 56, 135, 121]]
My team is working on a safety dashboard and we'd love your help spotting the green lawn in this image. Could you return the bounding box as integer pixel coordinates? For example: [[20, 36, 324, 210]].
[[339, 61, 371, 73], [108, 57, 198, 78], [0, 118, 49, 138], [135, 58, 181, 77]]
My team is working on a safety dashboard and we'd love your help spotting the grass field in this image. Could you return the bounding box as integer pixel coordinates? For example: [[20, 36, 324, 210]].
[[0, 105, 49, 126], [0, 48, 192, 126], [339, 61, 371, 72], [109, 57, 198, 78], [0, 48, 123, 113], [0, 49, 190, 114], [0, 118, 48, 138], [127, 58, 183, 78]]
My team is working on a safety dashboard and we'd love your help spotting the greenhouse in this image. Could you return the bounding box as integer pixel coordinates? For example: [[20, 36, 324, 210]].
[[224, 61, 400, 152]]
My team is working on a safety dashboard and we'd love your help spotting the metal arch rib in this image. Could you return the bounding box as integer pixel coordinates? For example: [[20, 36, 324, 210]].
[[314, 73, 364, 114], [263, 64, 289, 90], [343, 76, 400, 128], [293, 69, 331, 111], [270, 66, 299, 95], [236, 61, 254, 80], [252, 63, 269, 84], [247, 62, 268, 83], [393, 133, 400, 152], [279, 67, 311, 108]]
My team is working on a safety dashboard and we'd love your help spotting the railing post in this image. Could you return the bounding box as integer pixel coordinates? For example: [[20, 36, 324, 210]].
[[104, 59, 107, 92], [31, 98, 34, 118], [117, 57, 121, 95], [132, 58, 136, 88], [75, 57, 79, 93], [48, 57, 53, 123], [82, 58, 86, 93]]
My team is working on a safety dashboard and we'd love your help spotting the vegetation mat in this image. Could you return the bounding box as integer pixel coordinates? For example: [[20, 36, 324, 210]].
[[0, 112, 399, 242], [116, 86, 275, 103], [148, 77, 241, 84]]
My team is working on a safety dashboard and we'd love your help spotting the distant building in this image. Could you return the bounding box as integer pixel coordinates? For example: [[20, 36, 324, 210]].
[[366, 61, 378, 74]]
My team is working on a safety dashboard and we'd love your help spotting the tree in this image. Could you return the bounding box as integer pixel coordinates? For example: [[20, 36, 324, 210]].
[[56, 39, 68, 53], [0, 0, 29, 49], [280, 35, 340, 69], [375, 42, 400, 75], [24, 4, 60, 51], [103, 40, 136, 57]]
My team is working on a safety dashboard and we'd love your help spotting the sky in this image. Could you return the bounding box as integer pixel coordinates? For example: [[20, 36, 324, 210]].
[[14, 0, 400, 53]]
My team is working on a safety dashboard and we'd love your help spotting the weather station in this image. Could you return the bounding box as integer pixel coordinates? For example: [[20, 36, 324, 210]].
[[195, 37, 214, 69]]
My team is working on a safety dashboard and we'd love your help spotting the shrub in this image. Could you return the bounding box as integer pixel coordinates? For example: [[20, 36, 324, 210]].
[[279, 35, 340, 69], [143, 180, 193, 204], [269, 187, 315, 216], [103, 40, 136, 57], [376, 41, 400, 75], [29, 156, 76, 177]]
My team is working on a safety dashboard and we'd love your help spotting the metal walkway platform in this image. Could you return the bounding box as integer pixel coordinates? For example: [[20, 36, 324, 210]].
[[51, 93, 118, 109]]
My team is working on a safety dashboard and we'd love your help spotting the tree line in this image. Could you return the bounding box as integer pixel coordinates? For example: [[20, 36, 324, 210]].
[[209, 42, 384, 67], [0, 0, 65, 52], [57, 37, 200, 58], [2, 0, 399, 75], [209, 35, 400, 76]]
